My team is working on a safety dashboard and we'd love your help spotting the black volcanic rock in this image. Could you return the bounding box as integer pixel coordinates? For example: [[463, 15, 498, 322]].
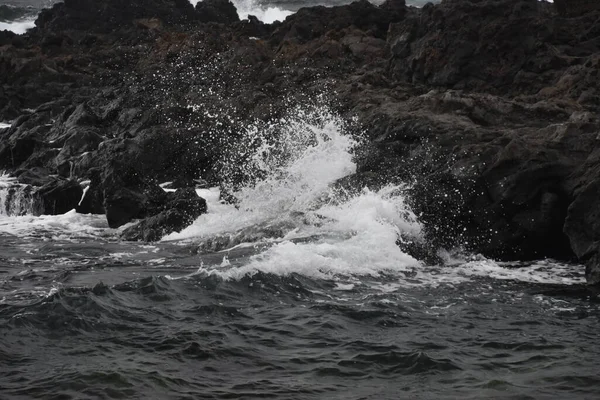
[[104, 186, 152, 228], [120, 208, 190, 241], [271, 0, 405, 45], [36, 177, 83, 215], [1, 0, 600, 282], [0, 30, 17, 47], [15, 167, 54, 187], [101, 164, 168, 228], [195, 0, 239, 24], [121, 188, 207, 241], [0, 123, 44, 169], [564, 181, 600, 284], [35, 0, 198, 33], [387, 0, 600, 100]]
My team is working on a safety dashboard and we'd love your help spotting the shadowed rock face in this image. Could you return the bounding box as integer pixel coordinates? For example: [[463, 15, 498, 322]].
[[121, 188, 207, 241], [1, 0, 600, 282], [554, 0, 600, 16], [35, 0, 198, 32]]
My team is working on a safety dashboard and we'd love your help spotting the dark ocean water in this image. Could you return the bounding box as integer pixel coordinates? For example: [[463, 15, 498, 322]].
[[0, 0, 55, 16], [1, 231, 599, 399]]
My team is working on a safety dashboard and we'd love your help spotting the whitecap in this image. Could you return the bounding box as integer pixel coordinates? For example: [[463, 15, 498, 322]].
[[190, 0, 293, 23], [0, 19, 35, 35], [166, 105, 423, 281]]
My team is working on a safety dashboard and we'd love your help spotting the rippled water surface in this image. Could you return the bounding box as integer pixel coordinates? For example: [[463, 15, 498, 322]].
[[1, 228, 599, 399]]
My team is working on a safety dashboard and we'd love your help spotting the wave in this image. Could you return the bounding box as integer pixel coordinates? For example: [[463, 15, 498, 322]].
[[232, 0, 293, 23], [0, 209, 117, 240], [0, 19, 35, 34], [163, 105, 423, 280], [190, 0, 293, 23], [156, 102, 586, 286]]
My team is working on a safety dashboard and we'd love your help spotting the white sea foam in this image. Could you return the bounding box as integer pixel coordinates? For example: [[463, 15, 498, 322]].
[[190, 0, 293, 23], [0, 174, 17, 215], [451, 258, 584, 285], [0, 174, 41, 217], [166, 108, 359, 240], [233, 0, 293, 24], [429, 250, 585, 285], [0, 19, 35, 35], [0, 209, 119, 240], [191, 184, 423, 280], [162, 106, 584, 287], [165, 106, 423, 280]]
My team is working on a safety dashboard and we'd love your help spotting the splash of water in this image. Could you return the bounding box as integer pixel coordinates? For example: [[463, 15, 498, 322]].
[[0, 20, 35, 34], [164, 106, 423, 279], [232, 0, 293, 23], [224, 107, 358, 214], [190, 0, 292, 23], [0, 174, 43, 217]]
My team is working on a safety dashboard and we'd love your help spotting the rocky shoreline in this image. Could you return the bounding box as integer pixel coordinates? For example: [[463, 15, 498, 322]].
[[1, 0, 599, 283]]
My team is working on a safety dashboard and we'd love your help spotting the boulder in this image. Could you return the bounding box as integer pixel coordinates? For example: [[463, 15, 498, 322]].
[[102, 171, 167, 228], [564, 180, 600, 284], [195, 0, 239, 24], [104, 186, 151, 228], [36, 177, 83, 215], [121, 188, 207, 241], [121, 209, 192, 241], [0, 29, 17, 47]]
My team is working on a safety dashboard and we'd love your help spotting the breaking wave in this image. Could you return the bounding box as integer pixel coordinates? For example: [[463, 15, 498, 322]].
[[190, 0, 293, 23], [0, 19, 35, 34]]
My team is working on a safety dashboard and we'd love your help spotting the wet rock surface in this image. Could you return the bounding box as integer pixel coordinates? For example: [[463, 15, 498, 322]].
[[35, 176, 82, 215], [120, 188, 207, 241], [0, 0, 599, 282]]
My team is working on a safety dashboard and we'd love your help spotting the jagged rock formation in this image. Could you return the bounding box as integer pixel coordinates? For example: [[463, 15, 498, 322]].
[[1, 0, 600, 283], [554, 0, 600, 16]]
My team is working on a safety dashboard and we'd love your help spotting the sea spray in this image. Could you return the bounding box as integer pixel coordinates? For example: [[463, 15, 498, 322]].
[[189, 0, 293, 23], [164, 106, 423, 279], [219, 106, 358, 212], [0, 20, 35, 34], [229, 0, 293, 23]]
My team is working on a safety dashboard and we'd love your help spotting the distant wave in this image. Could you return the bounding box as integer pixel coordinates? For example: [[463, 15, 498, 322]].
[[191, 0, 293, 23], [0, 19, 35, 34]]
